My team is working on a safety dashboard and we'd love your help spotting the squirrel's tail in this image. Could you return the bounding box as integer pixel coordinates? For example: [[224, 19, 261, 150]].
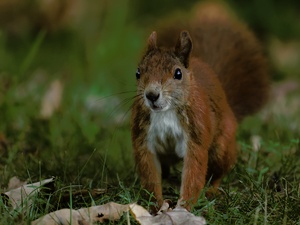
[[191, 2, 270, 121], [156, 2, 270, 122]]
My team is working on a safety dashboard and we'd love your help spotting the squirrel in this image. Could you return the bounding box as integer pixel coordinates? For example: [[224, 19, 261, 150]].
[[130, 3, 269, 211]]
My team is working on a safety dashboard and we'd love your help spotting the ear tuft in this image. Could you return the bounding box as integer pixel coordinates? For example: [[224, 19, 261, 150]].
[[147, 31, 157, 52], [175, 31, 192, 68]]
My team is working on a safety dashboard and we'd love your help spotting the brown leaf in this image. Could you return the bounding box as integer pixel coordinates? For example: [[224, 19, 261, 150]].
[[251, 135, 261, 152], [79, 202, 129, 222], [40, 79, 63, 119], [129, 203, 152, 219], [7, 176, 27, 190], [130, 203, 206, 225], [32, 202, 130, 225], [31, 208, 83, 225], [3, 177, 55, 210], [32, 202, 207, 225]]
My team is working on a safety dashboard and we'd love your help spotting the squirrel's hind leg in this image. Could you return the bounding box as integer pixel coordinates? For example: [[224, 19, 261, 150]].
[[206, 122, 237, 198]]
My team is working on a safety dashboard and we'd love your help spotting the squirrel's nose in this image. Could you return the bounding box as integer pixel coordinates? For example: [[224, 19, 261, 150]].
[[146, 92, 160, 102]]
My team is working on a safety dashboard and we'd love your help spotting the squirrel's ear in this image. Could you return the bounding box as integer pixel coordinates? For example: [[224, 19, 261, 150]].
[[175, 31, 192, 68], [147, 31, 157, 52]]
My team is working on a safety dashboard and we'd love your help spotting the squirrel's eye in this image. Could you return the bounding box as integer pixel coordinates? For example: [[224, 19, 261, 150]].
[[174, 68, 182, 80], [136, 68, 141, 80]]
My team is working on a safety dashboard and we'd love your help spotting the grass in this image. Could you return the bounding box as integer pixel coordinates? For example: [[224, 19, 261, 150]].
[[0, 1, 300, 224]]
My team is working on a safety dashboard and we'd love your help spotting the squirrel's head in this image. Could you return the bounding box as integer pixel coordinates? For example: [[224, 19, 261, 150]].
[[136, 31, 193, 112]]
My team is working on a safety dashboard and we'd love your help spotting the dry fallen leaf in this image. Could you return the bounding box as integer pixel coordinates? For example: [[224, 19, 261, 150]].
[[40, 79, 63, 119], [1, 177, 208, 225], [130, 203, 206, 225], [32, 209, 83, 225], [32, 202, 129, 225], [32, 201, 206, 225], [7, 176, 27, 190], [251, 135, 261, 152], [3, 177, 55, 210], [260, 80, 300, 132], [129, 203, 152, 218]]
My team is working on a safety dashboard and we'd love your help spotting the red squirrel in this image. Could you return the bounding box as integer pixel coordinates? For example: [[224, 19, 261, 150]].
[[131, 3, 269, 211]]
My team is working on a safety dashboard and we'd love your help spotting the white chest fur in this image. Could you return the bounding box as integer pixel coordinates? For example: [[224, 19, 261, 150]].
[[147, 110, 187, 158]]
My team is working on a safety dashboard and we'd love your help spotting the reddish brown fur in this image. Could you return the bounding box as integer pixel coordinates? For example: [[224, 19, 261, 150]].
[[131, 3, 269, 211], [156, 3, 269, 121]]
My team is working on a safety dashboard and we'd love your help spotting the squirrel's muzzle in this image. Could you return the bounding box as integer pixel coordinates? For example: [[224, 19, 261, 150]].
[[146, 92, 160, 103]]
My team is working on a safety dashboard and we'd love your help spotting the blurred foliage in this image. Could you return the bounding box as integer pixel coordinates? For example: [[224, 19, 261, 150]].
[[0, 0, 142, 187], [227, 0, 300, 40], [130, 0, 300, 40]]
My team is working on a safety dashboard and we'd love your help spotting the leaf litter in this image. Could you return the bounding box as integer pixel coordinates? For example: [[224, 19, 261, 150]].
[[1, 178, 206, 224]]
